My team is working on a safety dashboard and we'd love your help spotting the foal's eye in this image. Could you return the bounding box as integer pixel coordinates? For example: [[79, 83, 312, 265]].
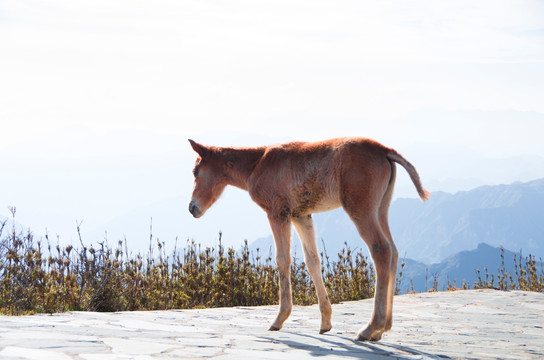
[[193, 169, 199, 178]]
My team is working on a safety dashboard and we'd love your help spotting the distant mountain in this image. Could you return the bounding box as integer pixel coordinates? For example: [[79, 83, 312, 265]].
[[249, 178, 544, 266], [390, 178, 544, 263], [249, 208, 371, 261], [397, 243, 522, 294]]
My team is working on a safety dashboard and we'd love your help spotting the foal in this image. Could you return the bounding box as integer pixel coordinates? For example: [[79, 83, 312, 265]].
[[188, 137, 429, 341]]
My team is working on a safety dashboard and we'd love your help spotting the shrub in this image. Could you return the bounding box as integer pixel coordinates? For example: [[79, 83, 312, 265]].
[[0, 214, 375, 315]]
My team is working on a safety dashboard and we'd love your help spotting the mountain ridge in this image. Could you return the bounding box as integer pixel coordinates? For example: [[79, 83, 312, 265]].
[[396, 242, 525, 293], [391, 177, 544, 263], [250, 178, 544, 263]]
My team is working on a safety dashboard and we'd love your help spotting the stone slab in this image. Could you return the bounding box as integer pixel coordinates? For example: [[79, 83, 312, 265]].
[[0, 290, 543, 359]]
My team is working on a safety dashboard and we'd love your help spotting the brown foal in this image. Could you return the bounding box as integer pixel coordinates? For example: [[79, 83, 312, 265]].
[[188, 137, 429, 341]]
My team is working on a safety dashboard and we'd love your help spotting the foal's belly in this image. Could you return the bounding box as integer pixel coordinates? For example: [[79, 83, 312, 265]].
[[312, 194, 342, 213], [292, 189, 342, 217], [290, 173, 342, 217]]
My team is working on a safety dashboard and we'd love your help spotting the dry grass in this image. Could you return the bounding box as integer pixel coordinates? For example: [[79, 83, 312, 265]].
[[1, 208, 542, 316], [473, 246, 544, 292], [0, 210, 375, 315]]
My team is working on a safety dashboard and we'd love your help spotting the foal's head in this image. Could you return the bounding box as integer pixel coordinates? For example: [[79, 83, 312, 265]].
[[188, 140, 229, 218]]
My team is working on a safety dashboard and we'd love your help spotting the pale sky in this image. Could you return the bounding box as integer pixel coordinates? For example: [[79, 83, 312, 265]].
[[1, 0, 544, 250]]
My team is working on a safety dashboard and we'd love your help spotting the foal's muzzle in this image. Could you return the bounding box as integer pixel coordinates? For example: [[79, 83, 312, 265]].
[[189, 200, 203, 218]]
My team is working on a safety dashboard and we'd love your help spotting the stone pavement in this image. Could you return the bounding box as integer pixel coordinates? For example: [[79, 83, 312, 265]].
[[0, 290, 543, 359]]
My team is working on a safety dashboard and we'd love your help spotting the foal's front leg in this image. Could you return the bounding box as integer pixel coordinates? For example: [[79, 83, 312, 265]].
[[292, 215, 332, 334], [268, 217, 293, 331]]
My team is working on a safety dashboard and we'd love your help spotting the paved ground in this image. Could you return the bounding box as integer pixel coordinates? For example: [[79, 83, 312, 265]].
[[0, 289, 543, 359]]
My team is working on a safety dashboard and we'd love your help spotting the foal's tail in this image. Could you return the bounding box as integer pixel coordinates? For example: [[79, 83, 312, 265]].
[[387, 150, 430, 201]]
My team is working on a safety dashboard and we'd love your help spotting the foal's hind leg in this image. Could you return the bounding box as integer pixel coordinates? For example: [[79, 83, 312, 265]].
[[379, 185, 398, 332], [341, 153, 397, 341], [352, 217, 395, 341], [267, 217, 293, 331], [292, 215, 332, 334], [382, 223, 398, 334], [378, 213, 398, 333]]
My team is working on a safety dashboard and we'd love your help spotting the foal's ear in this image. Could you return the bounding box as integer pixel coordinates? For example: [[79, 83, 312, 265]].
[[188, 139, 211, 159]]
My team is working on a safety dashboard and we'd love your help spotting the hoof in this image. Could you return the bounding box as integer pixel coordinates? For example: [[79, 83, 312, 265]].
[[356, 329, 382, 342], [355, 334, 381, 342], [268, 326, 281, 331], [319, 325, 332, 334]]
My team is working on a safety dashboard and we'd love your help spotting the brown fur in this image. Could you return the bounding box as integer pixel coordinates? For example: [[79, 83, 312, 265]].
[[188, 137, 429, 341]]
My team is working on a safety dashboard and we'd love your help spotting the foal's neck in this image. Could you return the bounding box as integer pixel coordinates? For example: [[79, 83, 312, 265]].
[[222, 146, 266, 190]]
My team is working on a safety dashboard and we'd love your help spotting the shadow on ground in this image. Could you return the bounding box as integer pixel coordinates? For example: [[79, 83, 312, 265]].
[[260, 332, 452, 359]]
